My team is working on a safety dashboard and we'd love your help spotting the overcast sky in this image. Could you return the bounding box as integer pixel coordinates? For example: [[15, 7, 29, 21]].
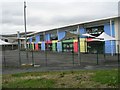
[[1, 0, 119, 34]]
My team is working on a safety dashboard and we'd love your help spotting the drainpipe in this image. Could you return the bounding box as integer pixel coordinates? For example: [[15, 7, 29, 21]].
[[110, 19, 113, 56]]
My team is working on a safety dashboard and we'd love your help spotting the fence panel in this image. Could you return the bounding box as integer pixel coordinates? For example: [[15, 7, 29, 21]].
[[2, 45, 119, 68], [42, 51, 74, 67], [2, 50, 19, 67], [31, 50, 46, 66]]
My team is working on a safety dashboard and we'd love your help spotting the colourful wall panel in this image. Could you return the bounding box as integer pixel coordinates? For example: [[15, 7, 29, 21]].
[[35, 44, 39, 50], [29, 37, 32, 43], [46, 41, 52, 44], [80, 27, 86, 38], [104, 22, 116, 54], [80, 38, 86, 52], [41, 42, 45, 50], [38, 42, 42, 44], [62, 39, 73, 43], [32, 43, 34, 50], [45, 34, 50, 41], [30, 44, 33, 49], [73, 42, 78, 53], [57, 42, 62, 52], [35, 35, 40, 43], [52, 40, 58, 51], [73, 39, 87, 53], [52, 40, 58, 43], [58, 31, 65, 40], [52, 43, 57, 51]]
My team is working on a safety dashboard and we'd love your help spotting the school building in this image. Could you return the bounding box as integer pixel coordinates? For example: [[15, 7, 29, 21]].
[[26, 16, 120, 54]]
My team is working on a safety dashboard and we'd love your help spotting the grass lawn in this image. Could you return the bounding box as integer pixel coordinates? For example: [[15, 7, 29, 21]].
[[2, 68, 119, 88]]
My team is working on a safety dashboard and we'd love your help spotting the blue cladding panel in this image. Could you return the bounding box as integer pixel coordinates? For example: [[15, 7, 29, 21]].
[[58, 31, 65, 40], [104, 22, 116, 54], [45, 34, 50, 41], [41, 42, 45, 50], [112, 22, 115, 37], [105, 41, 111, 53], [104, 23, 110, 35], [35, 35, 40, 44], [29, 37, 32, 43], [79, 27, 86, 38], [57, 42, 62, 52]]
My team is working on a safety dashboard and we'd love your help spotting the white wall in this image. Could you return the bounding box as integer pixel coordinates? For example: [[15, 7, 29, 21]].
[[114, 17, 120, 53]]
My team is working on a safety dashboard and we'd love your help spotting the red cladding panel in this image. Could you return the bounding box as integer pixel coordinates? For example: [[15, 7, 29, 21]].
[[35, 44, 39, 50], [86, 38, 93, 42], [46, 41, 52, 44], [74, 42, 78, 53]]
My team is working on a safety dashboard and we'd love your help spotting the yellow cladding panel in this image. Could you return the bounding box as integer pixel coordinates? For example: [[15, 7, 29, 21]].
[[38, 42, 42, 44], [73, 39, 77, 42], [32, 43, 34, 50], [80, 38, 87, 52], [52, 40, 58, 43], [73, 39, 85, 42], [31, 42, 34, 44]]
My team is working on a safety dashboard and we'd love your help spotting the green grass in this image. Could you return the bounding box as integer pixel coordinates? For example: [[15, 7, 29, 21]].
[[2, 69, 119, 88], [3, 78, 55, 88], [92, 69, 119, 86]]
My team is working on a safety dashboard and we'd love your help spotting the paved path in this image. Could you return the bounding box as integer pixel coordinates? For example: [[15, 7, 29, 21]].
[[2, 64, 118, 74]]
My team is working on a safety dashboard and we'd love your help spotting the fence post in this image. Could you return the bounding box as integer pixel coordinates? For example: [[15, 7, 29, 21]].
[[96, 48, 99, 65], [3, 45, 6, 67], [18, 48, 21, 66], [118, 44, 119, 63], [78, 36, 81, 65], [72, 50, 74, 67], [32, 50, 34, 66], [45, 50, 47, 66], [18, 39, 21, 66], [26, 46, 29, 64], [103, 45, 106, 61]]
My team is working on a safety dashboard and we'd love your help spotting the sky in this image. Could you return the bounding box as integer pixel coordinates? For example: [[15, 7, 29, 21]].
[[0, 0, 119, 35]]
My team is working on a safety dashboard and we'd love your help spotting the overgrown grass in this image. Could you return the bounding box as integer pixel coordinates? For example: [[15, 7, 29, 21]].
[[2, 69, 119, 88]]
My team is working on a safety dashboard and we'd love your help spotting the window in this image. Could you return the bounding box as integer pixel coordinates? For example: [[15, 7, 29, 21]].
[[32, 37, 36, 42], [69, 29, 77, 34], [86, 26, 104, 36], [40, 35, 44, 41], [5, 39, 8, 42], [50, 33, 58, 40], [62, 42, 73, 52], [27, 39, 29, 42]]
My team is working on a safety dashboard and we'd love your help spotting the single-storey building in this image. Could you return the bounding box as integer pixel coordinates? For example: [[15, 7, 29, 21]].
[[22, 16, 120, 54]]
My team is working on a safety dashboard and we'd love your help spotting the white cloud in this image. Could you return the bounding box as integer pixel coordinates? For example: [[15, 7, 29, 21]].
[[1, 1, 119, 34]]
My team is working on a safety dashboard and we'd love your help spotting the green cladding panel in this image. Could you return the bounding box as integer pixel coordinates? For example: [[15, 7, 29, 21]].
[[62, 39, 73, 43], [52, 43, 57, 51], [30, 44, 33, 49]]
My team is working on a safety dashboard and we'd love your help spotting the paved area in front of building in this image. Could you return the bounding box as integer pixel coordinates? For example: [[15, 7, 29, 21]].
[[2, 50, 119, 74], [2, 64, 118, 74]]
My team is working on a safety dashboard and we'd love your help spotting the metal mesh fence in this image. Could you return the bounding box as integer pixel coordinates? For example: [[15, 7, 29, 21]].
[[2, 44, 120, 67]]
